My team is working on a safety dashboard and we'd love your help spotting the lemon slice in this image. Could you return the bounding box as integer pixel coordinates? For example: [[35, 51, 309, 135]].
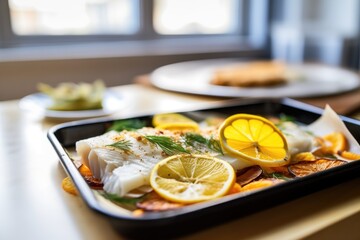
[[219, 114, 290, 167], [152, 113, 199, 131], [150, 154, 235, 204]]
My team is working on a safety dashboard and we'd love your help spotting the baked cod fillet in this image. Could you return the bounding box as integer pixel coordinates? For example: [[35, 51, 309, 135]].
[[76, 127, 240, 196], [76, 124, 316, 197]]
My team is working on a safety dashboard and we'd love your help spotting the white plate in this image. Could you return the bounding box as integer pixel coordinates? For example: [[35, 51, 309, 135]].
[[150, 58, 360, 98], [19, 89, 126, 119]]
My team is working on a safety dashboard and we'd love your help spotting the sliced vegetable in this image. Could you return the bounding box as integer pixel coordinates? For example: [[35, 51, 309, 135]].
[[288, 159, 346, 177], [236, 165, 263, 186]]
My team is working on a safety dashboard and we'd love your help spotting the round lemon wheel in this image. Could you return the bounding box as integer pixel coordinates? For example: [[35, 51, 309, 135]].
[[150, 154, 235, 204], [219, 114, 290, 167], [152, 113, 199, 131]]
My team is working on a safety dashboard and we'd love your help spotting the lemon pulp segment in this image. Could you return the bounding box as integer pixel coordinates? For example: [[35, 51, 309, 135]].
[[150, 154, 235, 204], [219, 114, 289, 167]]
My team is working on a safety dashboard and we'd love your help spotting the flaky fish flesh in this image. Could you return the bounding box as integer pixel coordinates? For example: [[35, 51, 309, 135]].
[[76, 127, 238, 196], [76, 123, 317, 197]]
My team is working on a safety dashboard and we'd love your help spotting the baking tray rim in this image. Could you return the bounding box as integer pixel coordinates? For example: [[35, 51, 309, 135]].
[[47, 98, 360, 223]]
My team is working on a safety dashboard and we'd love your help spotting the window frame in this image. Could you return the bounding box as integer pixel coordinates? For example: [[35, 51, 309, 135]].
[[0, 0, 269, 51], [0, 0, 271, 101]]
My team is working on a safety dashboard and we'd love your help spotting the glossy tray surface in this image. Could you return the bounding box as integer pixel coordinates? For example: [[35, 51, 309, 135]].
[[47, 98, 360, 239]]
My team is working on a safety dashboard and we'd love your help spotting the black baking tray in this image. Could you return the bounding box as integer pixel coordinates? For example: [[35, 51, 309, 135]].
[[47, 98, 360, 239]]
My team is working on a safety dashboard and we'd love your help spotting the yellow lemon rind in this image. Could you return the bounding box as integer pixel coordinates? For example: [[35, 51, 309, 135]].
[[219, 114, 290, 167], [155, 122, 200, 131], [150, 154, 235, 204]]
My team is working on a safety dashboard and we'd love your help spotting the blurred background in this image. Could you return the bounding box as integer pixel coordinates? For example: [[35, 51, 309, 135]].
[[0, 0, 359, 100]]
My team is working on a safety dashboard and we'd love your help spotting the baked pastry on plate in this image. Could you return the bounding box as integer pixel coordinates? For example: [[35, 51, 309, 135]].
[[211, 61, 287, 87]]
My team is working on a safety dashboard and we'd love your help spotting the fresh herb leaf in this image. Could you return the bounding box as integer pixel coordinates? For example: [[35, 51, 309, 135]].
[[102, 192, 143, 205], [207, 137, 224, 155], [279, 114, 295, 123], [304, 130, 315, 136], [184, 133, 223, 155], [322, 154, 337, 159], [270, 172, 291, 181], [184, 133, 207, 146], [107, 140, 132, 151], [108, 119, 146, 132], [275, 114, 296, 129], [145, 135, 189, 155]]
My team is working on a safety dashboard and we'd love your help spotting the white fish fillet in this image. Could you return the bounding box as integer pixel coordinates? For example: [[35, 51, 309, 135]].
[[76, 127, 231, 196], [76, 121, 321, 197], [76, 128, 166, 195], [279, 122, 317, 156], [76, 130, 119, 169]]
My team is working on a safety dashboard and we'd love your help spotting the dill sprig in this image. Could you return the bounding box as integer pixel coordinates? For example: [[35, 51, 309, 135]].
[[207, 137, 224, 155], [144, 135, 189, 155], [184, 133, 223, 155], [106, 139, 132, 151], [185, 132, 207, 146], [108, 119, 146, 132]]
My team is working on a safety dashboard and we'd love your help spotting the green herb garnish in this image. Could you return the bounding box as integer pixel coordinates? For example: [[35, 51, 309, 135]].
[[145, 135, 189, 155], [321, 154, 337, 159], [279, 114, 295, 122], [184, 133, 223, 155], [106, 140, 132, 151], [102, 192, 143, 210], [108, 119, 146, 132], [269, 172, 291, 181], [207, 137, 224, 155], [184, 132, 208, 146], [103, 192, 141, 204], [275, 114, 296, 129]]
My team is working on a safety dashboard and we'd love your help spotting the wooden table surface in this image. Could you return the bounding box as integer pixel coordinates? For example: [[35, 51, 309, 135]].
[[1, 83, 360, 240]]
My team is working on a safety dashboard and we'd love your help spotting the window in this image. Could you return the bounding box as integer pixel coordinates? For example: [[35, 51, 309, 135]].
[[0, 0, 269, 101], [270, 0, 360, 68], [8, 0, 240, 36], [0, 0, 268, 50], [8, 0, 139, 35], [153, 0, 239, 35]]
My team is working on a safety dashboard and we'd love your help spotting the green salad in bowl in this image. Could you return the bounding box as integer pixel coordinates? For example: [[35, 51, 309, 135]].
[[37, 80, 105, 111]]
